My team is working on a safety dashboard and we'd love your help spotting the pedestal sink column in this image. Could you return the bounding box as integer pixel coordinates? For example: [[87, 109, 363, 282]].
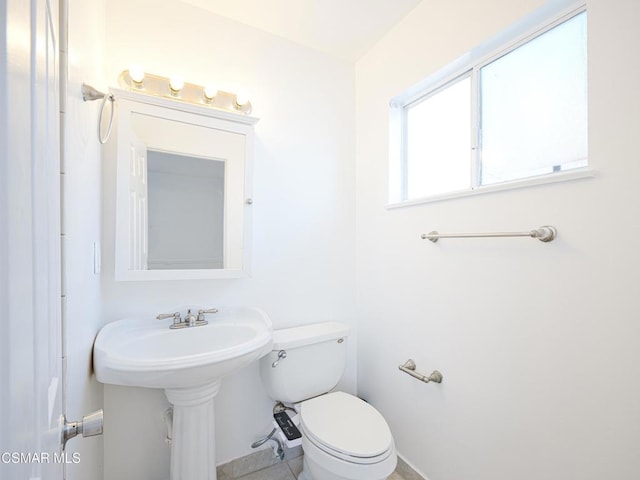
[[165, 381, 222, 480]]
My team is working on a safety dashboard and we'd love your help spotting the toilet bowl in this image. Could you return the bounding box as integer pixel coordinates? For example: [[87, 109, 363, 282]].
[[260, 322, 397, 480], [298, 391, 396, 480]]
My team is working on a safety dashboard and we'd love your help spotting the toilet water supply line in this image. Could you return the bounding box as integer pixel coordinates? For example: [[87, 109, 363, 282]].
[[251, 402, 290, 461], [251, 428, 285, 461]]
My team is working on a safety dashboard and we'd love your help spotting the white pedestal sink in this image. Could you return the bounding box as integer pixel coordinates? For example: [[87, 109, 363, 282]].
[[93, 307, 273, 480]]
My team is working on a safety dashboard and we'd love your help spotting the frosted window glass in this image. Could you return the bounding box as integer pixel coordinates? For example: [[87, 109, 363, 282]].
[[406, 76, 471, 198], [480, 12, 588, 185]]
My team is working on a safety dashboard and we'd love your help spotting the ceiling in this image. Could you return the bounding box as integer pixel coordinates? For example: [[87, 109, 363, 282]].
[[179, 0, 423, 62]]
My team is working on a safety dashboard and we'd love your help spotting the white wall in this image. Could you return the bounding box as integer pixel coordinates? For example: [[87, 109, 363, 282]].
[[101, 1, 356, 478], [355, 1, 640, 479], [63, 0, 106, 478]]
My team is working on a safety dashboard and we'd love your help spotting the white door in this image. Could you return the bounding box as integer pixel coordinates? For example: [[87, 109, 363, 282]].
[[1, 0, 64, 479]]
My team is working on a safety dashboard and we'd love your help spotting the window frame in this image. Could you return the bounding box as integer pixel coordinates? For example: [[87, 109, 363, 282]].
[[388, 0, 590, 208]]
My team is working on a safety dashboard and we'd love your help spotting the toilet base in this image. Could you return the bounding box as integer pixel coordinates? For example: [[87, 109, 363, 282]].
[[304, 454, 345, 480], [301, 436, 396, 480]]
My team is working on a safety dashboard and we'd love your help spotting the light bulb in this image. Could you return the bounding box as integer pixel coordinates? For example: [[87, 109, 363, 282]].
[[169, 75, 184, 94], [203, 84, 218, 101], [129, 64, 145, 85], [235, 90, 249, 107]]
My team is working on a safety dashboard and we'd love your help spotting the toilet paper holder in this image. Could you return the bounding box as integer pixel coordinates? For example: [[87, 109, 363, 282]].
[[398, 359, 443, 384]]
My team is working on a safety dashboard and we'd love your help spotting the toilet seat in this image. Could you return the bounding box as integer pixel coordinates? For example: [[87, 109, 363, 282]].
[[300, 391, 393, 464]]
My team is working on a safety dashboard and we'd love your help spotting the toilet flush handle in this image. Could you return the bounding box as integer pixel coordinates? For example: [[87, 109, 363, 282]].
[[271, 350, 287, 368]]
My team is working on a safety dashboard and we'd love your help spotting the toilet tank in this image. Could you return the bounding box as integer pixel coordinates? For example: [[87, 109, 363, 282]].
[[260, 322, 350, 404]]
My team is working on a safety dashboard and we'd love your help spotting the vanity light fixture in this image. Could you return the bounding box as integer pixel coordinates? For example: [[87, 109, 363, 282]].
[[119, 69, 253, 114]]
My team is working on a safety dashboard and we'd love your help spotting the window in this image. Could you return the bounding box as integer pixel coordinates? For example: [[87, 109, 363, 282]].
[[406, 75, 471, 198], [390, 4, 588, 204]]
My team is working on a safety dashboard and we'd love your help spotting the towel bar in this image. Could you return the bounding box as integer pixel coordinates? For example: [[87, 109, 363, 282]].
[[421, 225, 556, 243]]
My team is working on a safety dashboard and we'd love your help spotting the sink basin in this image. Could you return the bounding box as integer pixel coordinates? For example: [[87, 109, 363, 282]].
[[93, 306, 273, 389]]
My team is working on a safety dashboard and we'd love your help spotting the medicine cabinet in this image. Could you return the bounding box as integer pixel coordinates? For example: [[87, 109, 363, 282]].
[[110, 88, 258, 280]]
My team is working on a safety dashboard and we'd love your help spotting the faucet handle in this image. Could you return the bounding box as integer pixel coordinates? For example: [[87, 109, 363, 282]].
[[197, 308, 218, 322], [157, 312, 181, 323]]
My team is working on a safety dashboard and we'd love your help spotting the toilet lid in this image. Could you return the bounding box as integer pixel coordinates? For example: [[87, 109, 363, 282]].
[[300, 391, 393, 458]]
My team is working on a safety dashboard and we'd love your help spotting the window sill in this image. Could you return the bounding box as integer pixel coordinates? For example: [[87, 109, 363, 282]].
[[386, 167, 596, 209]]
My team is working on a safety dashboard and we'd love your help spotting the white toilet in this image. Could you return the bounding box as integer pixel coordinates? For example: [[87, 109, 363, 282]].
[[260, 322, 397, 480]]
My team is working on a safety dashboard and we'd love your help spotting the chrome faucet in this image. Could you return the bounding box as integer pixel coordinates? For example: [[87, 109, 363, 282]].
[[156, 308, 218, 329]]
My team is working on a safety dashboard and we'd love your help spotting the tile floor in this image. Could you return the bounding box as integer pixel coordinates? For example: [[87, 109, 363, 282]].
[[217, 443, 421, 480], [222, 454, 408, 480]]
